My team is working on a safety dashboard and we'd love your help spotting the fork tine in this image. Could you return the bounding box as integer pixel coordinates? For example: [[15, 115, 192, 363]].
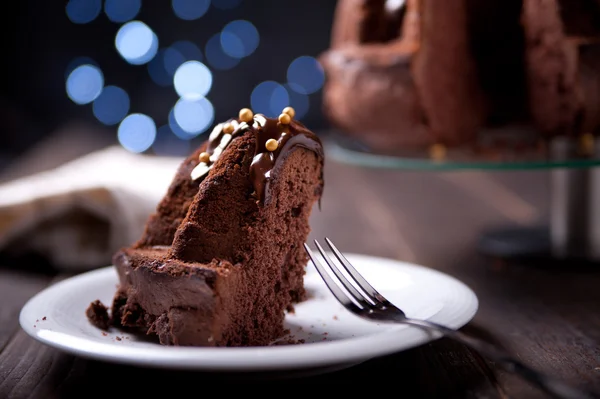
[[325, 237, 391, 306], [313, 240, 375, 307], [303, 243, 361, 312]]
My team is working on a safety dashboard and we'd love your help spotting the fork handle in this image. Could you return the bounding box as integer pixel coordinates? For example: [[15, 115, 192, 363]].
[[401, 317, 596, 399]]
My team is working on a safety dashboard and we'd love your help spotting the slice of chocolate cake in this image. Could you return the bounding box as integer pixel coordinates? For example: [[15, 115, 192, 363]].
[[522, 0, 600, 137], [102, 107, 324, 346]]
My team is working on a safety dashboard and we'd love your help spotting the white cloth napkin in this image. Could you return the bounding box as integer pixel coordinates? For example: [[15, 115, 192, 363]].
[[0, 146, 182, 271]]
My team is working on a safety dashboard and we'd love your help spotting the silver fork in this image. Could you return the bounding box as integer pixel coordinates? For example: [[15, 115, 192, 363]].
[[304, 238, 597, 399]]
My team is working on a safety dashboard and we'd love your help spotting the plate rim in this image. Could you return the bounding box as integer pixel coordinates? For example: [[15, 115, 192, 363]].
[[19, 253, 478, 371]]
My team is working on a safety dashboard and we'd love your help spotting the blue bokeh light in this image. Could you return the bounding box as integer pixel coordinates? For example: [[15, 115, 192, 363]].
[[147, 50, 172, 87], [92, 86, 130, 125], [171, 40, 203, 62], [163, 47, 187, 77], [65, 57, 99, 80], [212, 0, 243, 10], [118, 114, 157, 153], [115, 21, 159, 65], [66, 0, 102, 24], [169, 108, 195, 140], [205, 33, 240, 70], [172, 0, 210, 20], [153, 125, 192, 156], [173, 61, 213, 100], [220, 20, 259, 58], [104, 0, 141, 23], [251, 81, 290, 117], [284, 84, 310, 120], [66, 64, 104, 105], [287, 56, 325, 95], [173, 97, 214, 136]]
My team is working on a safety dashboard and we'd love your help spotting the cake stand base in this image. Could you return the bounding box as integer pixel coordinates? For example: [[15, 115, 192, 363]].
[[477, 226, 550, 259], [328, 132, 600, 263]]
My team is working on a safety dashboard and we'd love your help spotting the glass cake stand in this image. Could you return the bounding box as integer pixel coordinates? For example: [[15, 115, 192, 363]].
[[326, 129, 600, 263]]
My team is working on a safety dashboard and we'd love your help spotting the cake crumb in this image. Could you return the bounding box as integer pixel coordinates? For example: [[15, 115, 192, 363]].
[[102, 332, 108, 336], [323, 332, 328, 335], [86, 300, 111, 330], [271, 338, 305, 345], [116, 336, 122, 341], [333, 315, 338, 320], [42, 316, 47, 321], [33, 325, 36, 328], [36, 319, 39, 322]]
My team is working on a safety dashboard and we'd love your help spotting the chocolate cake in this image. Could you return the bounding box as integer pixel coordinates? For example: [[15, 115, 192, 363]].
[[321, 0, 600, 153], [320, 0, 490, 150], [91, 107, 324, 346], [522, 0, 600, 137]]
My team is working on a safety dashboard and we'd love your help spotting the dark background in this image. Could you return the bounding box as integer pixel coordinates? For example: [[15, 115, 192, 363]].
[[0, 0, 337, 169]]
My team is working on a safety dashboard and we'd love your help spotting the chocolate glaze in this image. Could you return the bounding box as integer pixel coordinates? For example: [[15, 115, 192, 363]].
[[194, 114, 324, 205]]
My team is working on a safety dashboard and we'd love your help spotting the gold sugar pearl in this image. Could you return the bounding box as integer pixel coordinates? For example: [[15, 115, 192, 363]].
[[282, 106, 295, 119], [239, 108, 254, 123], [223, 123, 234, 134], [429, 143, 446, 161], [278, 113, 291, 125], [265, 139, 278, 152], [199, 152, 210, 164]]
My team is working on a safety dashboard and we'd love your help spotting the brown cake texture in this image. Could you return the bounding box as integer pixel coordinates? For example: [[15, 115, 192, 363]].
[[321, 0, 600, 153], [522, 0, 600, 137], [91, 108, 324, 346]]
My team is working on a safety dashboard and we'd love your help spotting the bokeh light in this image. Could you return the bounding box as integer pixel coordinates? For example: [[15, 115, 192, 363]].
[[92, 86, 130, 125], [220, 20, 259, 58], [286, 56, 325, 95], [66, 0, 102, 24], [205, 33, 240, 70], [65, 57, 99, 80], [173, 97, 214, 136], [173, 61, 213, 100], [104, 0, 141, 23], [212, 0, 243, 10], [66, 64, 104, 105], [171, 40, 203, 61], [153, 125, 192, 156], [163, 47, 186, 77], [117, 114, 157, 153], [147, 50, 172, 87], [284, 84, 310, 120], [169, 108, 195, 140], [251, 81, 290, 117], [115, 21, 159, 65], [172, 0, 210, 20]]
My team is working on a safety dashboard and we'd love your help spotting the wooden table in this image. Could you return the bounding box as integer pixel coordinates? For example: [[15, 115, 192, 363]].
[[1, 134, 599, 398]]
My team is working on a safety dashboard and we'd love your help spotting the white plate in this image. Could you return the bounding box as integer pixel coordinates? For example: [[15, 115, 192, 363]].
[[20, 253, 478, 373]]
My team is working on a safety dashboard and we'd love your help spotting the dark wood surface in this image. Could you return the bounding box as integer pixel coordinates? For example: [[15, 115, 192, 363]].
[[1, 134, 599, 398]]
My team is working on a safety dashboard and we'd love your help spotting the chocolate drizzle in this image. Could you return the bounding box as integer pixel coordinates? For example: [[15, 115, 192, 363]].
[[190, 114, 324, 205]]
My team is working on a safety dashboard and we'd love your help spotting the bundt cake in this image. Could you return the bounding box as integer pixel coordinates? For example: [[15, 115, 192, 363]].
[[321, 0, 600, 153], [522, 0, 600, 137], [88, 107, 324, 347]]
